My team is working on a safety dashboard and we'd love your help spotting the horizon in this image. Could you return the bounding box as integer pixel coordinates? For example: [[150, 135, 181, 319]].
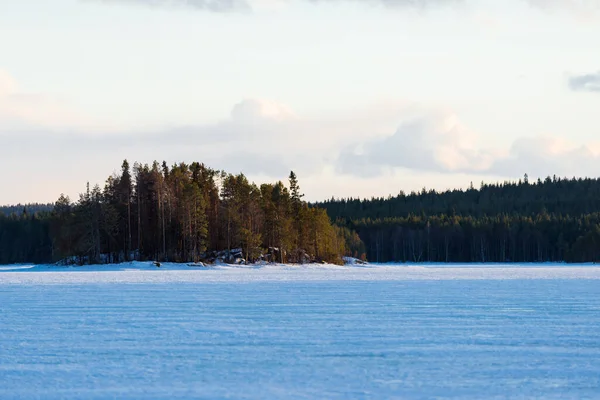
[[1, 168, 596, 208], [2, 0, 599, 204]]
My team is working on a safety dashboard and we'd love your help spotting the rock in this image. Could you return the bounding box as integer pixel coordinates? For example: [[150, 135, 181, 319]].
[[188, 262, 206, 267]]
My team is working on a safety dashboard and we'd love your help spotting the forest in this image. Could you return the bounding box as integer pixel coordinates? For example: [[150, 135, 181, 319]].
[[319, 175, 600, 263], [0, 161, 354, 265], [6, 171, 600, 265]]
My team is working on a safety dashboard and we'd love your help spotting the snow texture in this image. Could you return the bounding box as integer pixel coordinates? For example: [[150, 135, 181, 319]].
[[1, 263, 600, 399]]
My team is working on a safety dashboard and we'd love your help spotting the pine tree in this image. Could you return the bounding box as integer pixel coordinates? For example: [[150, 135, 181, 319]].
[[0, 159, 350, 266], [289, 171, 306, 261], [118, 160, 133, 261]]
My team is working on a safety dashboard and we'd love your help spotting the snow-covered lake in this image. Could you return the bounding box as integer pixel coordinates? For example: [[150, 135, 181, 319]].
[[2, 263, 600, 399]]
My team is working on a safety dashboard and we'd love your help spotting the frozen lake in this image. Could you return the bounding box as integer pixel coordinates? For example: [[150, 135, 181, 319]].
[[2, 264, 600, 399]]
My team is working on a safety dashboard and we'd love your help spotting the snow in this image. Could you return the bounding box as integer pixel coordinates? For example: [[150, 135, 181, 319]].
[[2, 261, 600, 284], [1, 263, 600, 398]]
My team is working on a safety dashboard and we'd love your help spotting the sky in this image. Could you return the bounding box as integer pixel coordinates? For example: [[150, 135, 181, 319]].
[[1, 0, 599, 204]]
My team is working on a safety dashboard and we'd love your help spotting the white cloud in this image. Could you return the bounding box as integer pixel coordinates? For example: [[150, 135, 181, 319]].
[[89, 0, 600, 15], [569, 71, 600, 93], [336, 109, 600, 180], [524, 0, 600, 22], [337, 111, 498, 176], [230, 98, 296, 121], [92, 0, 463, 12], [488, 136, 600, 178], [0, 70, 103, 132], [90, 0, 251, 12], [3, 91, 600, 203], [527, 0, 600, 12], [110, 98, 411, 177], [138, 99, 600, 184]]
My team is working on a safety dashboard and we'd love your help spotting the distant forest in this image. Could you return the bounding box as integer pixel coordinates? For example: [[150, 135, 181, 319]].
[[0, 161, 355, 265], [5, 171, 600, 265], [0, 203, 53, 216], [318, 175, 600, 263]]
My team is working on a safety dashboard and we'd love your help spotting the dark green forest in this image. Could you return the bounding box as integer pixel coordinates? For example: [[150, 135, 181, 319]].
[[0, 161, 351, 265], [0, 204, 53, 216], [319, 175, 600, 263], [5, 171, 600, 265]]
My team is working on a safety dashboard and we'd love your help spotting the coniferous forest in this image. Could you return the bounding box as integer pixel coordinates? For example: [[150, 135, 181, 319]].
[[319, 175, 600, 264], [5, 170, 600, 265], [0, 161, 351, 265]]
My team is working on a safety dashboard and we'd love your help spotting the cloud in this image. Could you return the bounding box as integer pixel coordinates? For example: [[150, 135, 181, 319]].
[[487, 136, 600, 178], [337, 111, 497, 177], [2, 96, 420, 203], [569, 71, 600, 93], [307, 0, 462, 7], [135, 99, 301, 153], [0, 70, 103, 132], [89, 0, 600, 14], [527, 0, 600, 12], [90, 0, 251, 12], [135, 99, 418, 177], [4, 87, 600, 203], [6, 93, 600, 183], [0, 98, 367, 183], [525, 0, 600, 21], [336, 110, 600, 179], [230, 98, 296, 122], [90, 0, 463, 12]]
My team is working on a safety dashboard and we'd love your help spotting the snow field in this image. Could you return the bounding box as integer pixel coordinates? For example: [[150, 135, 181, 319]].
[[2, 262, 600, 284], [1, 264, 600, 399]]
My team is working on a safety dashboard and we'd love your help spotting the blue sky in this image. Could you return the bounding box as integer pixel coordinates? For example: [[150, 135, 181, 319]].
[[1, 0, 599, 203]]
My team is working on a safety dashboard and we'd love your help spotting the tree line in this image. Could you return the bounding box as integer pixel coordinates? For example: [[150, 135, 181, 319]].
[[7, 172, 600, 265], [0, 203, 53, 216], [0, 160, 351, 265], [319, 175, 600, 263]]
